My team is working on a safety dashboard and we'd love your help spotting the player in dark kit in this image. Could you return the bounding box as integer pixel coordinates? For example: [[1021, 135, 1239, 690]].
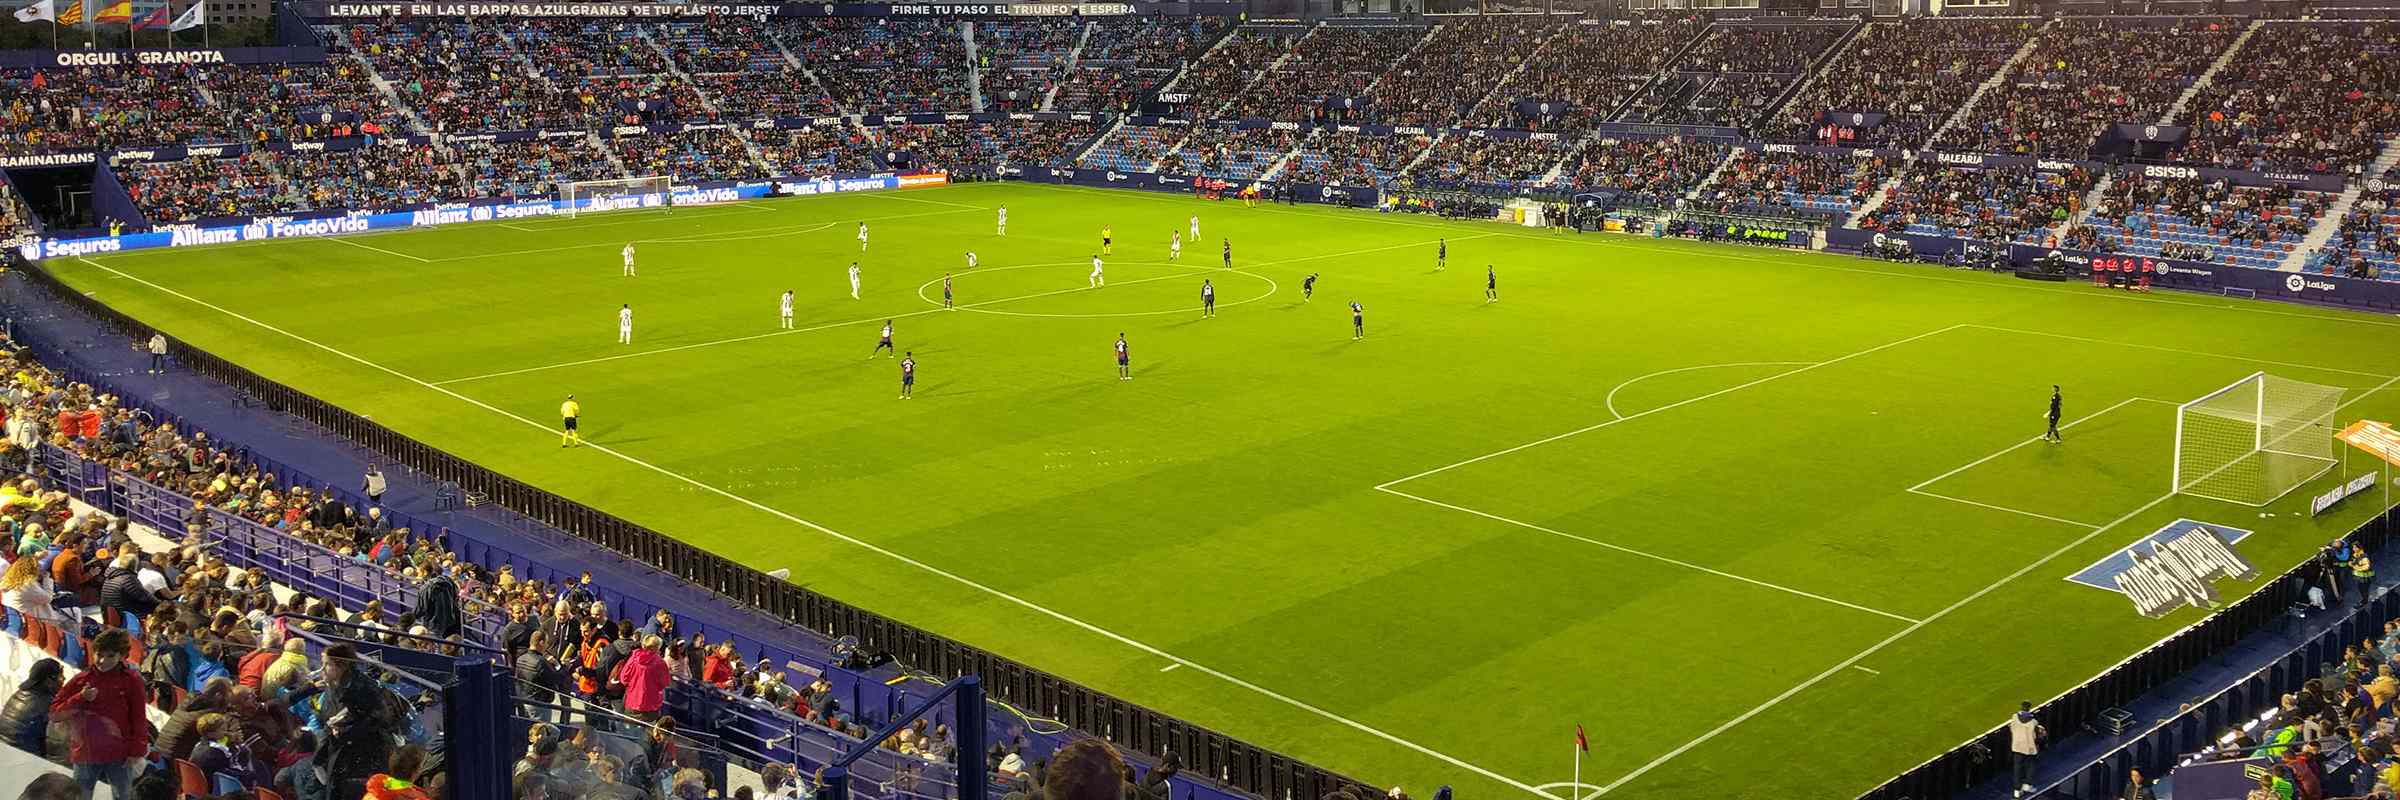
[[1437, 239, 1446, 271], [2045, 386, 2062, 443], [1201, 280, 1216, 318], [1222, 239, 1232, 269], [900, 353, 917, 399], [1485, 265, 1498, 303], [1350, 301, 1364, 340], [1115, 334, 1131, 380], [1302, 273, 1318, 301]]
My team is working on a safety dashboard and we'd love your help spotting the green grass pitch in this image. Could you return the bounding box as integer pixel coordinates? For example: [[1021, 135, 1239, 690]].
[[46, 181, 2400, 799]]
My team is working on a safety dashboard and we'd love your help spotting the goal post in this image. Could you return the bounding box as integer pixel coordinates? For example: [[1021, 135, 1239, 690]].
[[559, 175, 678, 218], [2173, 372, 2345, 506]]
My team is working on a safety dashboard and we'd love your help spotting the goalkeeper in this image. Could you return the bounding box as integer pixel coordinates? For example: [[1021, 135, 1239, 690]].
[[2045, 386, 2063, 443]]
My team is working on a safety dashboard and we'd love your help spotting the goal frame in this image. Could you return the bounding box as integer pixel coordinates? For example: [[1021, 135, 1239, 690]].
[[559, 175, 678, 218], [2171, 371, 2343, 507]]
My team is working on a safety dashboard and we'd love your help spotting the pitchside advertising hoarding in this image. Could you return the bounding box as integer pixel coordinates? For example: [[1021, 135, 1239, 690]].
[[15, 173, 946, 262], [2067, 519, 2258, 618]]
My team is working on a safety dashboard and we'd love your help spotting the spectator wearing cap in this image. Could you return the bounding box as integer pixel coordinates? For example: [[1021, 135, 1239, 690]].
[[49, 628, 151, 800], [0, 657, 62, 758]]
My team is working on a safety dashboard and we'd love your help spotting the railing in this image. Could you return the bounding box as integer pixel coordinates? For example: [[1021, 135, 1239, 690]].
[[11, 263, 1374, 800]]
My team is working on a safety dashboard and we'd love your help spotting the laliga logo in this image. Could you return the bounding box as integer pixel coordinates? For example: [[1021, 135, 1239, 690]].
[[1871, 233, 1889, 250], [1321, 185, 1337, 199], [2287, 274, 2307, 292], [1105, 171, 1126, 183]]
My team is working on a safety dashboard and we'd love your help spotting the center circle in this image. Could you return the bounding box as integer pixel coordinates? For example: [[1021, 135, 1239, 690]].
[[914, 261, 1279, 318]]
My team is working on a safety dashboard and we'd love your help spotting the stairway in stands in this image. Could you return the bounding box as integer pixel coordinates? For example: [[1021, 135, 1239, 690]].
[[2162, 18, 2264, 126], [1040, 21, 1094, 112], [1924, 19, 2053, 149], [2281, 135, 2400, 272]]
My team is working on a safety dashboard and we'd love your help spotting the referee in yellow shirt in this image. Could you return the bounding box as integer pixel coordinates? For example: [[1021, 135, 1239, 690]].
[[561, 394, 582, 447]]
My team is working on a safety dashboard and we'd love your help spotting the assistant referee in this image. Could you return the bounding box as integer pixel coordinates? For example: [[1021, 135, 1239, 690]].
[[561, 394, 582, 448]]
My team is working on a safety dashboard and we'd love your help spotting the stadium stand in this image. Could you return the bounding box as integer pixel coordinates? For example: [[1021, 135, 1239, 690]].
[[322, 20, 596, 133], [752, 124, 879, 176], [0, 183, 30, 239], [1461, 15, 1708, 133], [1283, 130, 1431, 187], [1212, 24, 1426, 123], [457, 138, 625, 201], [1690, 149, 1897, 220], [1169, 25, 1304, 119], [659, 19, 843, 120], [2079, 173, 2327, 269], [2177, 21, 2400, 177], [1369, 16, 1556, 129], [0, 65, 226, 153], [1172, 125, 1300, 181], [2314, 181, 2398, 279], [1767, 18, 2036, 149], [1052, 16, 1231, 114], [1406, 133, 1574, 190], [1553, 136, 1729, 206], [992, 120, 1104, 169], [1853, 161, 2098, 244], [1077, 124, 1185, 173], [610, 128, 760, 183], [1935, 17, 2242, 158], [785, 18, 973, 115], [1618, 23, 1850, 128], [126, 145, 474, 224], [975, 20, 1079, 112]]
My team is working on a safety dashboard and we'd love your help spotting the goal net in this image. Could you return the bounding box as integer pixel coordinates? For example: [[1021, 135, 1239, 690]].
[[2173, 372, 2345, 506], [559, 176, 677, 218]]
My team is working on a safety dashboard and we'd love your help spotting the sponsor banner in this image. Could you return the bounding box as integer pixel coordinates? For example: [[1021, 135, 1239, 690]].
[[1815, 109, 1888, 130], [2110, 122, 2189, 143], [292, 1, 1197, 17], [20, 173, 934, 261], [2123, 162, 2346, 192], [0, 47, 327, 68], [2338, 420, 2400, 468], [1750, 142, 1900, 160], [2311, 471, 2383, 516], [1590, 121, 1743, 141], [2066, 519, 2257, 618], [0, 151, 99, 168]]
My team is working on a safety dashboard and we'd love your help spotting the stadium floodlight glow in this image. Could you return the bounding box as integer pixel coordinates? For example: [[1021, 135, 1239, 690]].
[[2173, 372, 2343, 506], [560, 175, 680, 219]]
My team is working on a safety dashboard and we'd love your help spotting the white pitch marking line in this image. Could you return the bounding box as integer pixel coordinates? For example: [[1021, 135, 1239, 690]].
[[1377, 324, 1967, 491], [1159, 663, 1181, 673], [1377, 486, 1923, 624], [1905, 488, 2105, 530], [1601, 361, 1820, 420], [73, 256, 1560, 800], [1851, 665, 1880, 675], [324, 235, 432, 263], [1963, 323, 2396, 379], [1591, 375, 2400, 795], [1906, 396, 2149, 493]]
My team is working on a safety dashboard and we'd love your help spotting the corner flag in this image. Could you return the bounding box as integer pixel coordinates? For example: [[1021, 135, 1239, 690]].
[[11, 0, 54, 23], [1575, 725, 1589, 752]]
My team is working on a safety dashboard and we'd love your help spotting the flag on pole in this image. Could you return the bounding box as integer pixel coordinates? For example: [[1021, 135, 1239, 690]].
[[11, 0, 54, 23], [128, 4, 165, 26], [166, 0, 199, 30], [1574, 725, 1589, 753], [52, 0, 80, 24], [91, 0, 128, 23]]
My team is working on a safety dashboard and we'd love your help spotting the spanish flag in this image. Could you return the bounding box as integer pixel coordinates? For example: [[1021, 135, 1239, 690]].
[[91, 0, 127, 22]]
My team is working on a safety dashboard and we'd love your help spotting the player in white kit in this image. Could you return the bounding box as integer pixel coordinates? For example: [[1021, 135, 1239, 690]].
[[848, 262, 861, 299], [617, 304, 633, 344], [779, 290, 794, 329], [996, 206, 1006, 235], [1189, 215, 1199, 240], [621, 242, 636, 276], [965, 251, 978, 269], [1170, 232, 1182, 261], [1088, 256, 1105, 288], [857, 222, 869, 252]]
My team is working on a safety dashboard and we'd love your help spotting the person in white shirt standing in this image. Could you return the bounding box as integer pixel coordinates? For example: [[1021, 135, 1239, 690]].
[[1088, 256, 1105, 288], [1170, 231, 1182, 261], [848, 262, 862, 300], [2006, 701, 2045, 798], [857, 222, 869, 252], [622, 242, 636, 277], [618, 304, 634, 345], [996, 206, 1006, 236], [1189, 214, 1199, 240], [147, 333, 167, 374], [779, 290, 794, 329]]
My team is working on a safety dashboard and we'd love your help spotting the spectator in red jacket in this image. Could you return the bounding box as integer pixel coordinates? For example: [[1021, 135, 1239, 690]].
[[700, 641, 736, 689], [236, 638, 280, 690], [50, 628, 151, 800], [613, 635, 671, 724]]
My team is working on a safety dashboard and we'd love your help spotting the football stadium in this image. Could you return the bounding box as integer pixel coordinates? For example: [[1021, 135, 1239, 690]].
[[0, 4, 2398, 800]]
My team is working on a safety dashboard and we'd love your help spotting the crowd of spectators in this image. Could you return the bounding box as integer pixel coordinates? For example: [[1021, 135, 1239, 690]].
[[1370, 17, 1551, 128], [2080, 174, 2325, 268], [1171, 125, 1299, 180], [976, 21, 1081, 112], [1077, 125, 1184, 173], [1853, 161, 2098, 243], [325, 20, 596, 133], [1936, 18, 2240, 158], [0, 65, 223, 154], [612, 128, 760, 184], [1405, 134, 1571, 189], [1463, 16, 1706, 133], [1768, 18, 2033, 149], [990, 120, 1104, 169], [2178, 22, 2400, 177], [752, 124, 879, 176], [1173, 27, 1302, 118], [787, 18, 972, 115], [2314, 177, 2397, 279], [1053, 16, 1231, 114], [1283, 130, 1431, 186], [0, 182, 31, 241], [127, 144, 475, 224], [1216, 26, 1425, 123], [1553, 136, 1728, 205], [125, 153, 289, 223], [1691, 149, 1896, 220], [459, 138, 623, 200]]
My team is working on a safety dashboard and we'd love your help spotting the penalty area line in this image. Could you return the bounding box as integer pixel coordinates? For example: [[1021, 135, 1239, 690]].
[[71, 256, 1561, 800]]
